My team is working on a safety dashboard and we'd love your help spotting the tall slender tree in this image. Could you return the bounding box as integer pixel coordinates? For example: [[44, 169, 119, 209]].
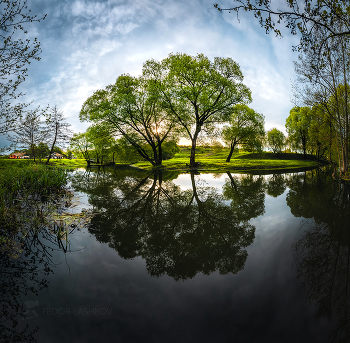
[[45, 106, 72, 164], [294, 27, 350, 173], [285, 106, 312, 157]]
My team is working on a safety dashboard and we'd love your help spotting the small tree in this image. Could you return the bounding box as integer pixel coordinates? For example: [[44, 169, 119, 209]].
[[222, 105, 265, 162], [211, 141, 224, 154], [267, 128, 285, 154], [85, 125, 114, 164], [285, 106, 312, 157], [45, 106, 72, 164], [162, 140, 180, 160], [37, 142, 50, 162], [70, 132, 93, 163], [8, 109, 47, 162]]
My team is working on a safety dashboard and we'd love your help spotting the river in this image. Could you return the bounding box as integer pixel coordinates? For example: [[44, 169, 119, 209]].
[[3, 167, 349, 343]]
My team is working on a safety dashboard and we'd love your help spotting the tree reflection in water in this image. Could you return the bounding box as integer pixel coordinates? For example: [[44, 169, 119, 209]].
[[288, 169, 350, 342], [71, 169, 267, 281], [266, 173, 287, 198]]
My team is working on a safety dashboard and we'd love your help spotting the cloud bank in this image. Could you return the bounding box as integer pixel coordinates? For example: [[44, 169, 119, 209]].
[[1, 0, 301, 148]]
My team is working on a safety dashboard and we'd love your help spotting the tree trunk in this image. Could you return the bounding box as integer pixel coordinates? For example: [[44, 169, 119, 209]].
[[46, 121, 58, 165], [189, 130, 200, 167], [226, 142, 235, 162], [155, 142, 163, 166], [226, 171, 238, 191], [32, 145, 36, 163]]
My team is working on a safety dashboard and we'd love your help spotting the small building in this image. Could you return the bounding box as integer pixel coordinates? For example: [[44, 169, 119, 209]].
[[9, 152, 28, 159], [48, 152, 64, 159]]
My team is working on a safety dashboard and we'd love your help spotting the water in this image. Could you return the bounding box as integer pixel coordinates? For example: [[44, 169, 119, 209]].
[[2, 167, 349, 342]]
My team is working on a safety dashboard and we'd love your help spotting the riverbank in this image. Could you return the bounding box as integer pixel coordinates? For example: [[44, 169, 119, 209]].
[[0, 148, 326, 173], [132, 149, 326, 172]]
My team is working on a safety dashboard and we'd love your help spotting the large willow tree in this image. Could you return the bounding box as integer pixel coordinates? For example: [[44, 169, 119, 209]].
[[143, 53, 252, 167], [80, 74, 177, 166]]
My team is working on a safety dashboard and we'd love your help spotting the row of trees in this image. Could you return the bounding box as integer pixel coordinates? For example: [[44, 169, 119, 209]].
[[78, 53, 303, 165], [79, 53, 253, 167], [72, 107, 321, 166], [79, 52, 346, 166]]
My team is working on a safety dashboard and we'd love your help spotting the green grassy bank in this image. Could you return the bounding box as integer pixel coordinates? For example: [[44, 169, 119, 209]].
[[133, 147, 324, 172], [0, 147, 325, 173]]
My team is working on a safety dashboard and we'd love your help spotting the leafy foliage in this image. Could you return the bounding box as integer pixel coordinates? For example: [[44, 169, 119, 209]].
[[80, 74, 177, 166], [143, 53, 252, 166], [0, 0, 46, 134], [285, 106, 312, 156], [267, 128, 285, 153], [215, 1, 350, 53], [222, 104, 265, 161]]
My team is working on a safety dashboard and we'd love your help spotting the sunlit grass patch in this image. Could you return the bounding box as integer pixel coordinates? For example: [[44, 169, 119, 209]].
[[134, 148, 321, 171], [48, 159, 87, 169]]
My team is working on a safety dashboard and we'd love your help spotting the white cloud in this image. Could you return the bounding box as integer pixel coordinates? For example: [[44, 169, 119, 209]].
[[2, 0, 301, 149]]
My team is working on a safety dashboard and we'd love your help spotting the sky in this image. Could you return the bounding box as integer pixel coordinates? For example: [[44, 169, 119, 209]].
[[1, 0, 301, 149]]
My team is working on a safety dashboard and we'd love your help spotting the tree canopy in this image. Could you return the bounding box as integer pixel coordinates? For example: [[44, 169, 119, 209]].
[[7, 108, 46, 162], [0, 0, 46, 134], [143, 53, 252, 166], [285, 106, 312, 157], [267, 128, 285, 153], [215, 1, 350, 53], [222, 104, 265, 162], [80, 74, 177, 166]]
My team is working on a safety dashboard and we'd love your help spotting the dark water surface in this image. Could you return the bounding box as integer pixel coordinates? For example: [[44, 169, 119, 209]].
[[3, 167, 350, 342]]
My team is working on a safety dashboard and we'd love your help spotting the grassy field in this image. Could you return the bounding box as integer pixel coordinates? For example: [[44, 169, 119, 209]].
[[0, 147, 325, 172], [133, 147, 324, 172], [0, 158, 88, 170]]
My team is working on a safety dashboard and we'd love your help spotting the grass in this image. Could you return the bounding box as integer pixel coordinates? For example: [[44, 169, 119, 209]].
[[0, 159, 78, 255], [133, 147, 324, 172], [0, 158, 88, 170], [46, 158, 88, 169], [0, 164, 68, 207], [0, 148, 325, 173]]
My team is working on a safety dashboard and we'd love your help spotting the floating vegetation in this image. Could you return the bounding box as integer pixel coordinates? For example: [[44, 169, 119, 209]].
[[0, 164, 95, 255]]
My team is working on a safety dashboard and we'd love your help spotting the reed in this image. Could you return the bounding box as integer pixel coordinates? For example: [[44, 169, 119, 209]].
[[0, 164, 68, 207]]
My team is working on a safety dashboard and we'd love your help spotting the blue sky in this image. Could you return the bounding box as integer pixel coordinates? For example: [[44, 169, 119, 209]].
[[1, 0, 300, 148]]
